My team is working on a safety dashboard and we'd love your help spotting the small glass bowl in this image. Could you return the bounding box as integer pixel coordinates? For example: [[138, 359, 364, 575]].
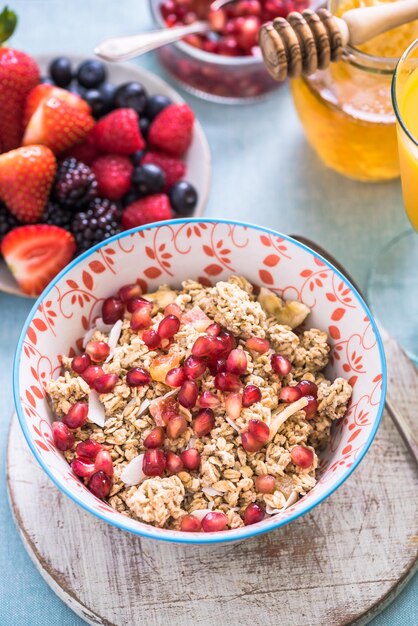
[[148, 0, 281, 104]]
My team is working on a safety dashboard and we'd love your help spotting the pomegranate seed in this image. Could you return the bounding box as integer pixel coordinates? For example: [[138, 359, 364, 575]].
[[291, 445, 314, 469], [226, 349, 247, 375], [181, 448, 201, 471], [131, 307, 152, 330], [85, 341, 110, 363], [245, 336, 270, 353], [127, 297, 152, 313], [158, 314, 181, 339], [255, 474, 275, 493], [198, 391, 220, 409], [93, 373, 118, 393], [218, 331, 236, 354], [76, 439, 102, 459], [235, 16, 261, 50], [166, 414, 188, 439], [166, 450, 184, 474], [297, 380, 318, 397], [144, 427, 165, 449], [72, 353, 91, 374], [62, 402, 88, 429], [201, 511, 228, 532], [279, 386, 302, 403], [244, 502, 265, 525], [241, 431, 263, 453], [184, 355, 206, 380], [126, 368, 150, 387], [142, 329, 161, 350], [102, 297, 124, 324], [71, 456, 96, 478], [208, 7, 226, 31], [214, 372, 242, 392], [207, 357, 226, 375], [225, 392, 242, 420], [248, 419, 270, 444], [51, 421, 75, 451], [242, 384, 262, 407], [164, 302, 183, 318], [166, 366, 186, 387], [118, 283, 142, 303], [271, 354, 292, 376], [206, 323, 221, 337], [235, 0, 262, 17], [142, 449, 166, 476], [192, 336, 223, 358], [81, 365, 104, 387], [192, 408, 215, 436], [88, 471, 112, 498], [303, 395, 318, 420], [180, 514, 202, 532], [178, 380, 199, 408], [94, 449, 114, 476]]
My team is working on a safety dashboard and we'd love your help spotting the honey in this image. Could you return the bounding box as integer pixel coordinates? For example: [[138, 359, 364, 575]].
[[290, 0, 418, 181]]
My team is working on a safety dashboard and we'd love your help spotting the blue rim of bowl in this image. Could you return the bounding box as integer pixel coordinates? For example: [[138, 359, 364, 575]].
[[13, 218, 387, 544]]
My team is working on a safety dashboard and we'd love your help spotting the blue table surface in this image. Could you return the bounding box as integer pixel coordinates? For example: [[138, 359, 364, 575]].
[[0, 1, 416, 625]]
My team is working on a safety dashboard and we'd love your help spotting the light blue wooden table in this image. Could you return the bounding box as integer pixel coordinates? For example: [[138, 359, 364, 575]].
[[0, 1, 416, 624]]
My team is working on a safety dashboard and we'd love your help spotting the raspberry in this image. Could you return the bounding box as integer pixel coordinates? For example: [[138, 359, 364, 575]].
[[92, 155, 133, 201], [71, 197, 121, 253], [91, 108, 145, 155], [53, 157, 98, 209], [148, 104, 195, 157], [0, 201, 20, 242], [142, 151, 186, 190], [64, 134, 101, 166], [43, 201, 73, 230], [121, 194, 173, 229]]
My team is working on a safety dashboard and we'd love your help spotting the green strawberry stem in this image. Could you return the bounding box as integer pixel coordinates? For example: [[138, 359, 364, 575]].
[[0, 6, 17, 45]]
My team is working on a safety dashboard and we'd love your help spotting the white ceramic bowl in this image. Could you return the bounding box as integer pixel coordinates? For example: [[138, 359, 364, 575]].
[[0, 53, 211, 297], [13, 219, 386, 544]]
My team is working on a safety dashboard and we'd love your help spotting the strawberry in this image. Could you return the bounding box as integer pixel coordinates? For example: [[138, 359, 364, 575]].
[[23, 95, 95, 154], [121, 195, 173, 230], [92, 155, 133, 200], [91, 108, 145, 155], [0, 145, 56, 223], [23, 83, 90, 127], [148, 104, 194, 157], [142, 151, 186, 190], [1, 224, 76, 296]]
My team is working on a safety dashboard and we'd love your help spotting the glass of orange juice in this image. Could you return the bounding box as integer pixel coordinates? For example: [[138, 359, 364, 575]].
[[368, 39, 418, 361]]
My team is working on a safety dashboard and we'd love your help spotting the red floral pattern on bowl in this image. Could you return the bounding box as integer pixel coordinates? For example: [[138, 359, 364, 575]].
[[13, 219, 386, 544]]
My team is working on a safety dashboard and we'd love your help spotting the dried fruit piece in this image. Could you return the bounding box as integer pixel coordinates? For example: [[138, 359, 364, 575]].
[[257, 287, 310, 329], [150, 353, 181, 383]]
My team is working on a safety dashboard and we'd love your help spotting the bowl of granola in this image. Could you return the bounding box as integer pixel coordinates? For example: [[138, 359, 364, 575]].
[[13, 218, 386, 543]]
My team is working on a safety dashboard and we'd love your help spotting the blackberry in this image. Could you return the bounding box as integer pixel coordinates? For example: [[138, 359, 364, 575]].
[[43, 201, 73, 230], [0, 202, 20, 242], [71, 198, 121, 254], [53, 158, 98, 209]]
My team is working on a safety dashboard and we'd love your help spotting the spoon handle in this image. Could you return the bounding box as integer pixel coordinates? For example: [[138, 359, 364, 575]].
[[95, 21, 208, 62], [341, 0, 418, 46]]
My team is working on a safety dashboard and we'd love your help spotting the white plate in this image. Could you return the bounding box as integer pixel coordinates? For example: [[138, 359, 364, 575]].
[[0, 53, 212, 298]]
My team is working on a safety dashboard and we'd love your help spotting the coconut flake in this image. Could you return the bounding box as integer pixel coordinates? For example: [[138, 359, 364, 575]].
[[138, 398, 151, 416], [202, 486, 223, 497], [186, 437, 197, 450], [189, 508, 212, 521], [105, 319, 123, 362], [266, 490, 299, 515], [82, 317, 114, 348], [268, 397, 309, 441], [225, 416, 240, 432], [120, 454, 146, 486], [88, 390, 106, 427]]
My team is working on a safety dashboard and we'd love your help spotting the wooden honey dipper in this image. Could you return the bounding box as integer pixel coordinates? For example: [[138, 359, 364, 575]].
[[259, 0, 418, 81]]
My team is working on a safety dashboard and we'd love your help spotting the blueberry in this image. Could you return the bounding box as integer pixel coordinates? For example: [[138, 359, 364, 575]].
[[139, 117, 150, 138], [49, 57, 73, 87], [145, 94, 172, 120], [83, 89, 106, 118], [100, 82, 117, 114], [130, 150, 146, 167], [169, 181, 198, 215], [131, 164, 166, 196], [113, 82, 147, 115], [68, 82, 85, 97], [76, 59, 107, 89]]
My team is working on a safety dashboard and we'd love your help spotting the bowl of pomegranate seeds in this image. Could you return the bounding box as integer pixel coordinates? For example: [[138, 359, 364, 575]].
[[149, 0, 312, 102], [14, 218, 386, 543]]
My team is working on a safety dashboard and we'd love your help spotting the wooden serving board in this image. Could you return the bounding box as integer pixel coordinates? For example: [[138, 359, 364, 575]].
[[7, 336, 418, 626]]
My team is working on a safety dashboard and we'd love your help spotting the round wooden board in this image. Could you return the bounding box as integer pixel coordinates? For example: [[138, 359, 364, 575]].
[[7, 408, 418, 626]]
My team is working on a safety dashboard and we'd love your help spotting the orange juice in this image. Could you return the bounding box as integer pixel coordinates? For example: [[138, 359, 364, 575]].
[[290, 0, 418, 181]]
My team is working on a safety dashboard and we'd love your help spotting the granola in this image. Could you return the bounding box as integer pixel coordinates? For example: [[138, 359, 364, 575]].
[[47, 276, 352, 532]]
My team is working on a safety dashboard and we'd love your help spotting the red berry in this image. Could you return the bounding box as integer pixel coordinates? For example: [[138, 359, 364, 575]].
[[201, 511, 228, 532], [244, 502, 265, 525], [121, 194, 173, 229], [76, 439, 102, 459], [62, 401, 89, 429], [290, 445, 314, 469], [144, 427, 165, 449], [180, 514, 202, 532], [165, 450, 184, 474], [192, 408, 215, 436], [92, 154, 133, 200], [142, 151, 186, 190], [102, 297, 124, 324], [149, 104, 195, 157], [93, 373, 118, 393], [178, 380, 199, 408], [88, 471, 112, 498], [72, 353, 91, 374], [51, 421, 75, 451], [91, 108, 145, 155], [180, 448, 201, 470], [242, 384, 262, 407], [142, 449, 166, 476], [126, 367, 150, 387]]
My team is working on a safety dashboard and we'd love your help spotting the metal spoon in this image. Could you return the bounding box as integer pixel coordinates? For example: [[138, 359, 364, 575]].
[[292, 234, 418, 466], [95, 0, 233, 62]]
